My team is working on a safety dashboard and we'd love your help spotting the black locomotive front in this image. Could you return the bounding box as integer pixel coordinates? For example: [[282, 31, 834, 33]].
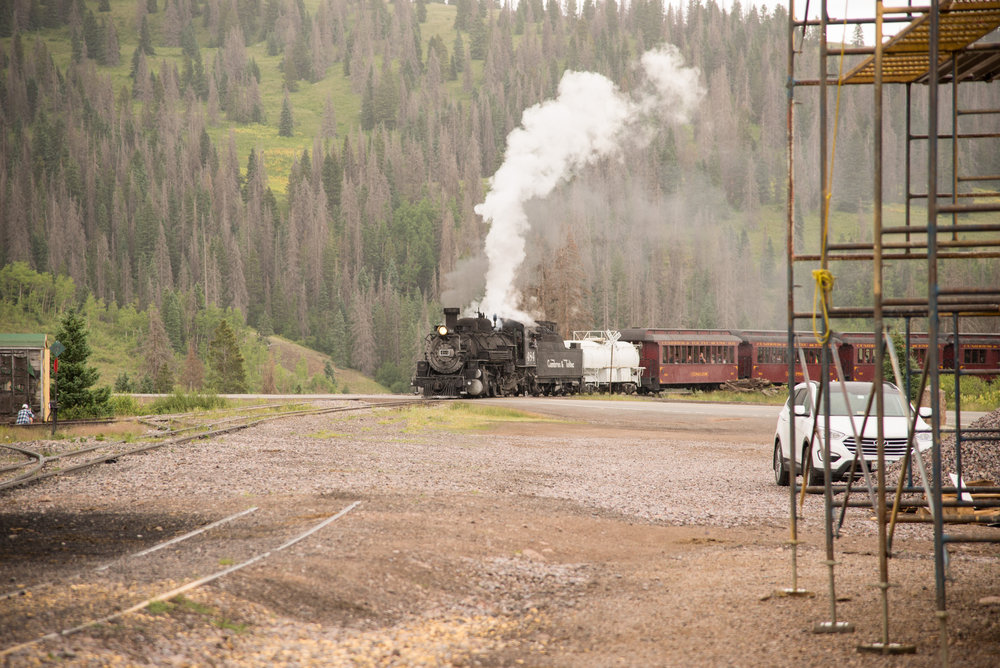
[[413, 308, 521, 397], [413, 308, 583, 398]]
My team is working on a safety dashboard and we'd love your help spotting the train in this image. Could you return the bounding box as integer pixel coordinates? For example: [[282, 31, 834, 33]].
[[413, 308, 999, 398]]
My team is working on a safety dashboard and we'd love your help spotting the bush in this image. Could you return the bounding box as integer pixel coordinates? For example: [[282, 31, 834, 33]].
[[114, 372, 136, 393], [308, 373, 336, 393], [148, 391, 228, 414], [375, 361, 408, 394], [59, 403, 113, 420], [937, 375, 998, 412], [109, 394, 142, 416]]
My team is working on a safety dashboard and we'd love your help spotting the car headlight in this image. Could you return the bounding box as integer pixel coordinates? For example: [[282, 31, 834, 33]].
[[820, 429, 846, 442], [816, 446, 842, 463], [916, 432, 932, 443]]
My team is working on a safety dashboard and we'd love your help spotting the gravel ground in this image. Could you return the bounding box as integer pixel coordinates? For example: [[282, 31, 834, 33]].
[[885, 407, 1000, 490], [1, 399, 999, 666]]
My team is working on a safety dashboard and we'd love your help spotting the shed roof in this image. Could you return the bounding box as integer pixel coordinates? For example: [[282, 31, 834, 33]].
[[0, 334, 49, 348]]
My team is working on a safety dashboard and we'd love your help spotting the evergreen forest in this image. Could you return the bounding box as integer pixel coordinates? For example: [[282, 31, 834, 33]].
[[2, 0, 999, 392]]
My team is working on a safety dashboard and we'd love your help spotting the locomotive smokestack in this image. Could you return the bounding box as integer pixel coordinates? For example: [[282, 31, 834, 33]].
[[444, 307, 459, 331]]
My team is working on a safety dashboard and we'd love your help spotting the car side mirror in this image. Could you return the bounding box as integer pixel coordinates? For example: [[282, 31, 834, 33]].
[[918, 406, 932, 419], [794, 404, 809, 417]]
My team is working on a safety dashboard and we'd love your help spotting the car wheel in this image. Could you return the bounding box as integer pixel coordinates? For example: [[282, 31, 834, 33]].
[[773, 441, 789, 486]]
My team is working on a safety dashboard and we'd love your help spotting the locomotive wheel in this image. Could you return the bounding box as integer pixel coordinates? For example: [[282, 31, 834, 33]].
[[773, 441, 789, 486]]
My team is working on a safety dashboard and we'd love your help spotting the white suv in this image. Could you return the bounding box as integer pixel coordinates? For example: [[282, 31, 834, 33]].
[[772, 381, 933, 486]]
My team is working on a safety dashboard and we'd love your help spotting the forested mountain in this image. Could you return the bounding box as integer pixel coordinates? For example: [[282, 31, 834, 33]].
[[2, 0, 998, 391]]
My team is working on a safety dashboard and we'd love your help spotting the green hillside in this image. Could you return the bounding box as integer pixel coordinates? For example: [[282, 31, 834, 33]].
[[0, 262, 387, 395]]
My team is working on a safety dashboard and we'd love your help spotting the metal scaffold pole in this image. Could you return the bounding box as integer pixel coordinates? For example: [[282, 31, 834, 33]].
[[779, 0, 811, 600], [925, 2, 949, 663]]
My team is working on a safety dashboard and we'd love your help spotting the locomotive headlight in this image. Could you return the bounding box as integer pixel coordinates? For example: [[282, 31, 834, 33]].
[[436, 325, 449, 336]]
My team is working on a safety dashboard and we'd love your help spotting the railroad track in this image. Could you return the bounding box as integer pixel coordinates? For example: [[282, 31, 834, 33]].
[[0, 398, 424, 492], [0, 501, 362, 659]]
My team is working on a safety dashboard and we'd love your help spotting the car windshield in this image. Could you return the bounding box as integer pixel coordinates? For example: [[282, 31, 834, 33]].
[[825, 387, 908, 417]]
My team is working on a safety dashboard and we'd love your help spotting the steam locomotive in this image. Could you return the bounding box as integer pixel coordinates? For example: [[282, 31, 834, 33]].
[[413, 308, 584, 397]]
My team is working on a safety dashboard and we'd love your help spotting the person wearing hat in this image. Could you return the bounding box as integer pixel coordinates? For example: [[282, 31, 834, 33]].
[[16, 403, 35, 425]]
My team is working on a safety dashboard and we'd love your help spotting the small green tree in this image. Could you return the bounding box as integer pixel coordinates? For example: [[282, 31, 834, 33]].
[[54, 309, 112, 418], [884, 331, 922, 401], [278, 92, 294, 137], [208, 320, 247, 393], [114, 371, 135, 393]]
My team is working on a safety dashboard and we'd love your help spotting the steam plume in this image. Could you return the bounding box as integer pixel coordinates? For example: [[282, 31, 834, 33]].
[[473, 45, 704, 321]]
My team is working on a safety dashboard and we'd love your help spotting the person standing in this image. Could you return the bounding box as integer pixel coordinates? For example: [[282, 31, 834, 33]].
[[16, 403, 35, 425]]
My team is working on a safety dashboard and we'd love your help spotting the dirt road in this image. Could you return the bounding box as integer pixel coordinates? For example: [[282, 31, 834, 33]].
[[1, 399, 998, 666]]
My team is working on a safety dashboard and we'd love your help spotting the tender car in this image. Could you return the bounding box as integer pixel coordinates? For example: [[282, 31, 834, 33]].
[[772, 381, 933, 486]]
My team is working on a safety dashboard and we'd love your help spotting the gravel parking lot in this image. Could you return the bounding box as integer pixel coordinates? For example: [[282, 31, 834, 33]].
[[1, 399, 998, 666]]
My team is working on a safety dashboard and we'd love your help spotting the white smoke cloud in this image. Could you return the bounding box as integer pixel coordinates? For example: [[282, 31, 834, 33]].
[[472, 45, 705, 322]]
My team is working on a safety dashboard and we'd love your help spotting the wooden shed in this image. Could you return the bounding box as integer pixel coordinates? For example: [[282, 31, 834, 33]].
[[0, 334, 51, 423]]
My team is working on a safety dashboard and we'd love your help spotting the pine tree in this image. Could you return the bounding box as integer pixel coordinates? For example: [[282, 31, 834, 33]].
[[138, 15, 155, 55], [143, 307, 175, 392], [161, 290, 185, 352], [180, 341, 205, 391], [350, 291, 376, 376], [322, 149, 342, 212], [53, 309, 112, 418], [207, 320, 247, 393], [278, 92, 294, 137]]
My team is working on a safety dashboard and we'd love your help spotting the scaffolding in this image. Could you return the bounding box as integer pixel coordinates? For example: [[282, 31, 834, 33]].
[[786, 0, 1000, 662]]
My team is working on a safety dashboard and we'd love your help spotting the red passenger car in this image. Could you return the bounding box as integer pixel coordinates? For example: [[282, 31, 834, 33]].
[[733, 330, 848, 384], [944, 333, 1000, 380], [837, 332, 876, 381], [620, 329, 741, 391]]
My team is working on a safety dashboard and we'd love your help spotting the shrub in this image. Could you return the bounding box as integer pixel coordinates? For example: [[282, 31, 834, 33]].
[[109, 394, 142, 416], [148, 391, 228, 414]]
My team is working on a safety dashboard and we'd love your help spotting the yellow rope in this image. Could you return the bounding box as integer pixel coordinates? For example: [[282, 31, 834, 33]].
[[812, 268, 835, 343], [813, 7, 850, 344]]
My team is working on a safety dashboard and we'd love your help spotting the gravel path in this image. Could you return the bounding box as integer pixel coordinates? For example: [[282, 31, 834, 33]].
[[2, 400, 998, 666]]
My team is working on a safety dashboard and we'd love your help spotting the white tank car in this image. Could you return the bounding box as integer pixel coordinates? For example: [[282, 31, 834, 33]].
[[566, 332, 643, 393]]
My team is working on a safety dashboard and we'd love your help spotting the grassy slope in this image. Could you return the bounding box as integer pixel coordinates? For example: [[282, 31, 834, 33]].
[[266, 335, 387, 394], [0, 307, 388, 395]]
